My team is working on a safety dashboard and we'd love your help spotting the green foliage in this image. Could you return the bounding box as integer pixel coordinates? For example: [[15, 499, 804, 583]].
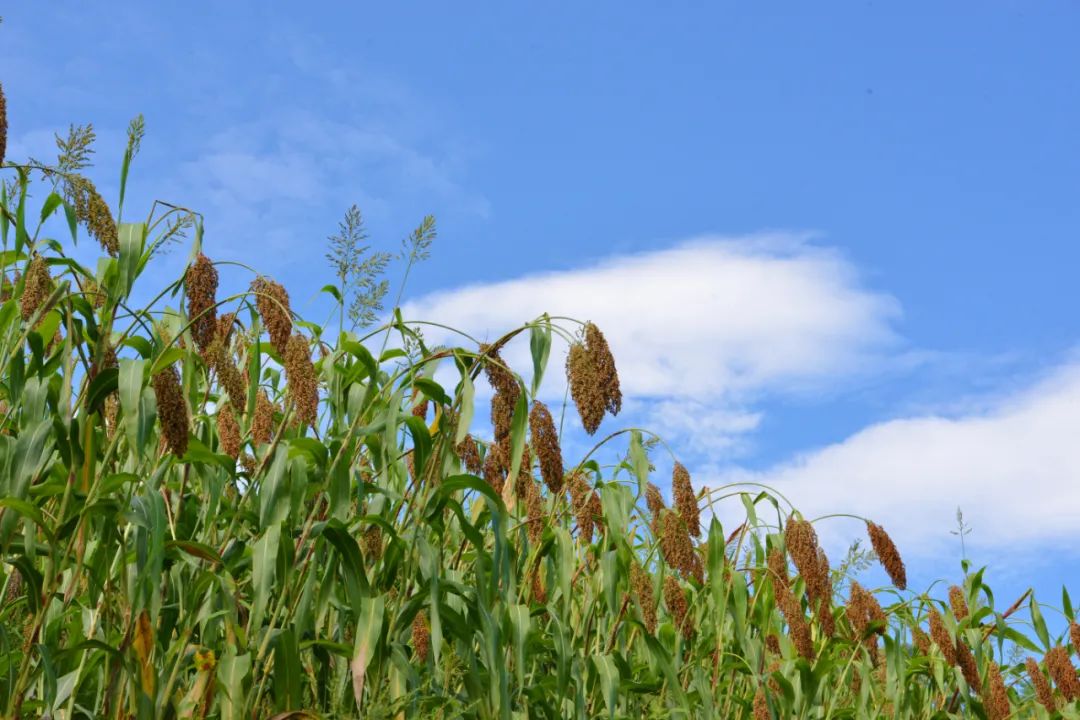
[[0, 116, 1078, 719]]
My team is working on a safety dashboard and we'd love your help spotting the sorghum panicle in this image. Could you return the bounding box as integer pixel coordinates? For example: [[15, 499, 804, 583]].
[[284, 333, 318, 427], [217, 403, 240, 459], [672, 463, 700, 538], [153, 366, 189, 457], [529, 401, 564, 494], [185, 253, 218, 352], [251, 277, 292, 356], [1026, 657, 1056, 713], [1045, 646, 1080, 701], [866, 521, 907, 590], [948, 586, 969, 621]]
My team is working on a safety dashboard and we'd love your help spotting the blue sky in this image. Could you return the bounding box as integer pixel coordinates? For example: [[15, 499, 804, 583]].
[[4, 4, 1079, 616]]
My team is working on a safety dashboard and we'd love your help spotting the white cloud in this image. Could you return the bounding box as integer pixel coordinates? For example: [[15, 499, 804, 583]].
[[711, 359, 1080, 555], [404, 234, 901, 457]]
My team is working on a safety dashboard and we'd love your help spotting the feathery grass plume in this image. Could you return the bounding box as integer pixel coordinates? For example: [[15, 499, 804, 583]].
[[252, 390, 274, 446], [646, 483, 665, 518], [251, 277, 292, 356], [153, 366, 189, 457], [1045, 646, 1080, 701], [524, 476, 544, 545], [482, 442, 506, 495], [913, 627, 931, 655], [566, 341, 604, 434], [362, 525, 383, 561], [948, 586, 969, 621], [529, 401, 564, 493], [0, 81, 6, 166], [753, 686, 769, 720], [185, 253, 218, 352], [284, 333, 318, 427], [866, 521, 906, 590], [672, 462, 700, 538], [956, 640, 981, 690], [774, 579, 815, 661], [767, 548, 789, 589], [982, 662, 1010, 720], [658, 511, 696, 579], [20, 256, 53, 322], [663, 575, 692, 639], [928, 607, 958, 666], [65, 176, 119, 256], [1026, 657, 1056, 712], [412, 612, 431, 663], [456, 434, 483, 475], [482, 344, 519, 454], [630, 561, 657, 634], [217, 403, 240, 459], [584, 322, 622, 416], [1072, 622, 1080, 661]]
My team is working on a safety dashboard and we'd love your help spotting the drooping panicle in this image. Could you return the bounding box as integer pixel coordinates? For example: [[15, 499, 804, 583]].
[[185, 253, 219, 352], [866, 521, 907, 590], [217, 402, 240, 459], [672, 462, 700, 538], [153, 365, 189, 457], [529, 401, 564, 493], [251, 277, 292, 356], [284, 333, 318, 427]]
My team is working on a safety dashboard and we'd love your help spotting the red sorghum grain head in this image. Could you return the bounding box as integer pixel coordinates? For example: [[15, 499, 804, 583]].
[[251, 277, 292, 356], [928, 607, 958, 666], [153, 366, 189, 457], [1026, 657, 1056, 713], [584, 322, 621, 416], [753, 686, 769, 720], [866, 521, 907, 590], [529, 401, 564, 494], [956, 640, 981, 691], [775, 580, 814, 661], [284, 333, 318, 427], [948, 586, 969, 621], [457, 434, 483, 475], [672, 462, 700, 538], [185, 253, 218, 352], [631, 561, 657, 634], [482, 442, 506, 496], [252, 390, 274, 446], [982, 662, 1011, 720], [412, 611, 430, 663], [566, 341, 605, 435], [1046, 646, 1080, 701], [663, 575, 692, 639], [646, 483, 665, 518], [20, 257, 52, 322], [217, 402, 240, 459]]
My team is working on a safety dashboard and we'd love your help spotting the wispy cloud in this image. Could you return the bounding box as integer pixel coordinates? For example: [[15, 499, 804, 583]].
[[712, 357, 1080, 555], [404, 233, 902, 452]]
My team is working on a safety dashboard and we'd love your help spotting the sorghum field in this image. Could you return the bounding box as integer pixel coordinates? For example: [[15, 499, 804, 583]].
[[1, 89, 1080, 719]]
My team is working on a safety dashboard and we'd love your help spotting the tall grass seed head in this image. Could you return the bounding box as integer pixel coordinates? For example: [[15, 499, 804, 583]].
[[251, 277, 292, 356], [866, 521, 907, 590], [672, 462, 700, 538], [1045, 646, 1080, 701], [284, 333, 318, 427], [185, 253, 219, 352], [153, 365, 189, 457], [529, 401, 564, 493]]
